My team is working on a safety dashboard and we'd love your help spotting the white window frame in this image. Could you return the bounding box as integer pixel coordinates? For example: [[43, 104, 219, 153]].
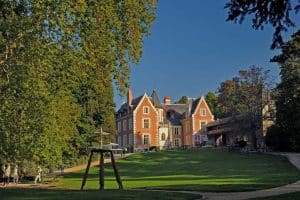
[[117, 121, 121, 132], [174, 127, 179, 136], [123, 135, 127, 146], [200, 108, 206, 116], [123, 120, 127, 131], [129, 134, 133, 145], [161, 133, 166, 141], [143, 106, 149, 114], [118, 136, 121, 146], [128, 118, 132, 130], [143, 134, 150, 145], [174, 138, 179, 147], [200, 121, 207, 131], [143, 118, 150, 129]]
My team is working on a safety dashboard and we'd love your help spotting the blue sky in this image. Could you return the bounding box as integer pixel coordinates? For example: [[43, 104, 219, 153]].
[[115, 0, 299, 108]]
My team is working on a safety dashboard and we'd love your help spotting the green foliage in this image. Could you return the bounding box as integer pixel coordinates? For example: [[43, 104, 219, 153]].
[[217, 66, 270, 118], [0, 0, 157, 170], [205, 92, 220, 118], [175, 96, 188, 104], [271, 31, 300, 152], [225, 0, 300, 49]]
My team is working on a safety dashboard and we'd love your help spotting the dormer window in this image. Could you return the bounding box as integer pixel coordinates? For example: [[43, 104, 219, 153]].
[[143, 106, 149, 114], [200, 109, 206, 116]]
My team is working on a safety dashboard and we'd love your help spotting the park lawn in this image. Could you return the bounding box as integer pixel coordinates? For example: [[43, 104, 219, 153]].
[[250, 192, 300, 200], [0, 188, 199, 200], [60, 149, 300, 192]]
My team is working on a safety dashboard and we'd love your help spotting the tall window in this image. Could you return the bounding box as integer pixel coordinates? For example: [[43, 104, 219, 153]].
[[200, 109, 206, 116], [200, 121, 206, 131], [174, 139, 179, 147], [143, 135, 149, 145], [174, 127, 179, 136], [123, 120, 127, 131], [128, 118, 132, 130], [143, 106, 149, 114], [117, 122, 121, 132], [129, 134, 133, 145], [123, 135, 127, 146], [161, 133, 166, 141], [118, 136, 121, 145], [143, 118, 150, 129], [195, 135, 201, 141]]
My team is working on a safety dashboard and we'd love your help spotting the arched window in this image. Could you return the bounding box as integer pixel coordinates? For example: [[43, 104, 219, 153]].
[[161, 133, 166, 141]]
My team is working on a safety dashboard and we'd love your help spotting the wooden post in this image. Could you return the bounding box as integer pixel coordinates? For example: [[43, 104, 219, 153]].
[[81, 151, 93, 190], [99, 152, 105, 190], [110, 151, 123, 189]]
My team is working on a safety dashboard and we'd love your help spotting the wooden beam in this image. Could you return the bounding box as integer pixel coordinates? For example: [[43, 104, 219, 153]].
[[110, 151, 123, 189], [80, 151, 93, 190], [99, 152, 105, 190]]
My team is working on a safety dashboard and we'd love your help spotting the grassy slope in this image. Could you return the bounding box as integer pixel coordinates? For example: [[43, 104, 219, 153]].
[[0, 189, 199, 200], [60, 149, 300, 192]]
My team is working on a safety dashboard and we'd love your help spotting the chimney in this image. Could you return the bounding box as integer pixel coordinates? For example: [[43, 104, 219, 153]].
[[164, 96, 171, 105], [127, 88, 133, 106]]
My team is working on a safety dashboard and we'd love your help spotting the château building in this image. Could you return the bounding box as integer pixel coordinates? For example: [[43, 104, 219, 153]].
[[115, 89, 214, 150]]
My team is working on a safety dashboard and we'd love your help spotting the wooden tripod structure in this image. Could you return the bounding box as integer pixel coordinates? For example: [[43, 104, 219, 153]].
[[80, 148, 123, 190]]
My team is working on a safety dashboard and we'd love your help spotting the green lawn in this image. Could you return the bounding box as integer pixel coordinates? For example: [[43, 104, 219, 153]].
[[250, 192, 300, 200], [60, 149, 300, 192], [0, 189, 199, 200]]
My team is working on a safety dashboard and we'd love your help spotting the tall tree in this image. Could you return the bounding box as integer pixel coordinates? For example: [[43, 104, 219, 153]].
[[271, 30, 300, 151], [0, 0, 157, 168], [205, 92, 221, 118], [217, 66, 272, 148], [225, 0, 300, 49]]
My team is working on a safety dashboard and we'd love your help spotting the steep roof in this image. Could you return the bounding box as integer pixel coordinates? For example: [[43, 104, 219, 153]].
[[117, 95, 143, 114], [190, 97, 201, 115], [165, 104, 189, 125], [151, 90, 162, 108]]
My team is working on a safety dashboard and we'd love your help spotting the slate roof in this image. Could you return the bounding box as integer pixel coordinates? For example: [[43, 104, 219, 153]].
[[206, 113, 249, 127], [190, 97, 201, 115], [164, 104, 189, 125], [116, 95, 143, 114], [151, 90, 162, 108]]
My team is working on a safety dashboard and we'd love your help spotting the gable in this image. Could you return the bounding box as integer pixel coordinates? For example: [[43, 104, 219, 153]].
[[192, 97, 213, 119], [133, 93, 158, 115]]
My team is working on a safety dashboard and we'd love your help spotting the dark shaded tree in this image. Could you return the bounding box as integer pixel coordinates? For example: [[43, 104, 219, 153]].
[[205, 92, 221, 118], [225, 0, 300, 49], [271, 31, 300, 151]]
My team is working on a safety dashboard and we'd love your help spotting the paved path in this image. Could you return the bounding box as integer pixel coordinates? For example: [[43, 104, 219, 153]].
[[267, 152, 300, 170], [201, 181, 300, 200]]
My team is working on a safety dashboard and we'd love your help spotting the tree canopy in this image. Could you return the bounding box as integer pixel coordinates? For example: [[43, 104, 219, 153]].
[[271, 31, 300, 151], [0, 0, 157, 168], [225, 0, 300, 49]]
